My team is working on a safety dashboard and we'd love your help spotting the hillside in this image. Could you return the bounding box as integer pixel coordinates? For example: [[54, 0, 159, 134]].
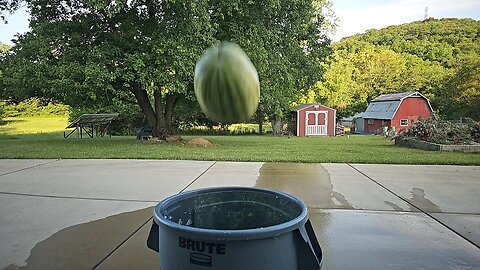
[[317, 18, 480, 119], [345, 18, 480, 67]]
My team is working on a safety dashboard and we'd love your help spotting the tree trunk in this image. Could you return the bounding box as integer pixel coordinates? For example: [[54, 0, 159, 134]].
[[153, 87, 167, 139], [271, 115, 283, 136], [130, 82, 181, 140], [131, 82, 156, 128], [257, 110, 264, 135], [164, 93, 179, 134]]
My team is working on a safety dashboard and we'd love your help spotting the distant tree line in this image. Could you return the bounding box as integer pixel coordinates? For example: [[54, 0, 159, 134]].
[[316, 18, 480, 120]]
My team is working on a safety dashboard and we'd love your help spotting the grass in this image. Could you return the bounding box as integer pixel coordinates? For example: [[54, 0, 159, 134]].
[[0, 116, 478, 164], [0, 133, 478, 164], [0, 116, 68, 135]]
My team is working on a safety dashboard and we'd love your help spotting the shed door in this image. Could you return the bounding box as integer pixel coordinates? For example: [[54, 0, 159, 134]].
[[306, 111, 328, 135]]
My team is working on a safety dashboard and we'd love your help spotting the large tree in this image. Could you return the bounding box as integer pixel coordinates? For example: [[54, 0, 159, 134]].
[[1, 0, 333, 137], [2, 0, 215, 138], [210, 0, 332, 135]]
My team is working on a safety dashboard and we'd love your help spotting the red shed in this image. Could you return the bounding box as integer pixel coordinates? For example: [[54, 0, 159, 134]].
[[356, 92, 433, 134], [290, 104, 336, 136]]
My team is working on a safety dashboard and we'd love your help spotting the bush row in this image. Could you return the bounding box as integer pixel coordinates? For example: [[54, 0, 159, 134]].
[[1, 99, 70, 117], [399, 113, 480, 144]]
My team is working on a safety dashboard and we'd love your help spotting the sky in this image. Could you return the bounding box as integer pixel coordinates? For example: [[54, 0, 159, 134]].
[[331, 0, 480, 41], [1, 0, 480, 45]]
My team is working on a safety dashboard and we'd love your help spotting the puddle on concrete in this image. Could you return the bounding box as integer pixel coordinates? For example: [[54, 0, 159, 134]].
[[383, 200, 405, 211], [255, 163, 352, 209], [408, 188, 442, 213], [2, 207, 153, 270]]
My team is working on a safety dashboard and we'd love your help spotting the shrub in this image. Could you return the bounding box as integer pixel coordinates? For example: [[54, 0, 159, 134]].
[[470, 122, 480, 143], [400, 113, 474, 144], [2, 98, 70, 117], [0, 104, 4, 124]]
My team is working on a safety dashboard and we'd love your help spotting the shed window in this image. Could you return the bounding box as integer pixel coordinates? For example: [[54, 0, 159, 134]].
[[367, 119, 374, 125], [400, 119, 408, 126]]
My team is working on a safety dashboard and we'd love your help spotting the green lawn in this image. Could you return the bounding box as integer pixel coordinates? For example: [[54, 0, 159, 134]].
[[0, 115, 478, 164], [0, 132, 479, 164], [0, 116, 68, 135]]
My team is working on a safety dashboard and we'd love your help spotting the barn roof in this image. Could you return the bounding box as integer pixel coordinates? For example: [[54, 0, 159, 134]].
[[372, 92, 413, 102], [362, 101, 401, 120], [291, 103, 336, 112], [361, 91, 433, 120]]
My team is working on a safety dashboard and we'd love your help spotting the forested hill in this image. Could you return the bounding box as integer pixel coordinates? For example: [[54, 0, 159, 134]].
[[317, 18, 480, 120], [344, 18, 479, 67]]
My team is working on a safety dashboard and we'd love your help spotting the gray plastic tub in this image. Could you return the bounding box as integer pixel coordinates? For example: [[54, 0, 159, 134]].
[[147, 187, 322, 269]]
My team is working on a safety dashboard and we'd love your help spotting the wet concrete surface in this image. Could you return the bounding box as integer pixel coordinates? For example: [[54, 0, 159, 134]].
[[95, 220, 159, 270], [97, 209, 480, 270], [319, 164, 413, 211], [190, 162, 413, 211], [1, 160, 479, 269], [309, 209, 480, 270], [2, 207, 153, 270], [407, 187, 442, 212], [350, 163, 480, 247], [255, 163, 353, 209], [186, 161, 262, 190], [0, 194, 154, 269], [432, 213, 480, 247], [350, 164, 480, 214]]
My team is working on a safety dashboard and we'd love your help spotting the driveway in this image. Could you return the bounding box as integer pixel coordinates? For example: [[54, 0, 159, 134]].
[[0, 160, 479, 269]]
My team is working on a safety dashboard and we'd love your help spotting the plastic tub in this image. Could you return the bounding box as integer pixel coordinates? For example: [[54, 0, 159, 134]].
[[147, 187, 322, 269]]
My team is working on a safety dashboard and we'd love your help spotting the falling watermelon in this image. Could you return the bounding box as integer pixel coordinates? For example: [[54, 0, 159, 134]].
[[194, 42, 260, 123]]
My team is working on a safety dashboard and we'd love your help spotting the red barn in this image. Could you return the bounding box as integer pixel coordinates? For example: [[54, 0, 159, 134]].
[[356, 92, 433, 134], [290, 104, 336, 136]]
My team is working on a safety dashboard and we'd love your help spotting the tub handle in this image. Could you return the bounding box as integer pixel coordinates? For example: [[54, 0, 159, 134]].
[[296, 219, 323, 269], [147, 220, 159, 252]]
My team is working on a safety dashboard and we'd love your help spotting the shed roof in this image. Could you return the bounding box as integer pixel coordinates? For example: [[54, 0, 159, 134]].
[[291, 103, 336, 112]]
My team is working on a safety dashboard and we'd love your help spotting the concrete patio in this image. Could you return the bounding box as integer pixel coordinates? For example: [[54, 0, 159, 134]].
[[0, 159, 479, 269]]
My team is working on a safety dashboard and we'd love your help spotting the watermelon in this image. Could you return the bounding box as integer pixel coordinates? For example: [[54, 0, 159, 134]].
[[194, 42, 260, 123]]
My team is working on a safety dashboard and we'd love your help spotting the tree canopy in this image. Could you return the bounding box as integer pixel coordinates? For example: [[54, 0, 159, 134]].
[[209, 0, 332, 134], [1, 0, 333, 137]]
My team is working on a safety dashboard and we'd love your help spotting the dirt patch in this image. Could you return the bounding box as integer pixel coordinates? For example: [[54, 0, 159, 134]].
[[166, 135, 183, 143], [140, 135, 184, 144], [186, 138, 214, 147]]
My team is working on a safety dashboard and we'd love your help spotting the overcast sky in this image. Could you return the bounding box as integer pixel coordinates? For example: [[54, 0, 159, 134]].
[[1, 0, 480, 45]]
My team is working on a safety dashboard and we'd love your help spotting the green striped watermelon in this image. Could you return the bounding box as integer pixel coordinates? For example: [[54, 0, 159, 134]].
[[194, 42, 260, 123]]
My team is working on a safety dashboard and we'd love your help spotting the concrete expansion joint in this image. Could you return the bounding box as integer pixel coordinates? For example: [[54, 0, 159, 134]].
[[0, 159, 61, 177], [179, 161, 217, 193], [308, 207, 418, 214], [91, 161, 218, 269], [0, 191, 159, 203], [91, 217, 153, 270], [346, 163, 480, 250]]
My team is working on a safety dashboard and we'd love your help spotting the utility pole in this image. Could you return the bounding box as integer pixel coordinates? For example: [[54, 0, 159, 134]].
[[424, 6, 429, 20]]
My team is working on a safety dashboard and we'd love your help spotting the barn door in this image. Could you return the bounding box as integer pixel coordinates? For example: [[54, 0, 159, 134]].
[[306, 111, 328, 136]]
